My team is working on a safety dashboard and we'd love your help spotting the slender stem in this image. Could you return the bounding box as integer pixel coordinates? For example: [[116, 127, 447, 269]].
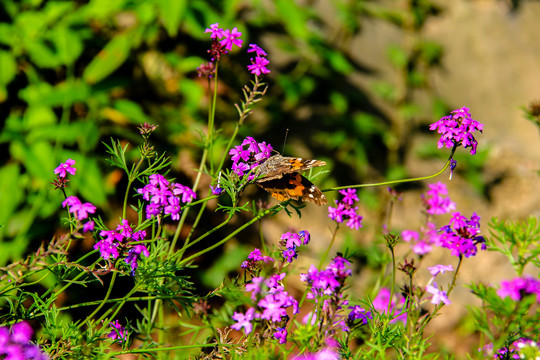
[[123, 157, 145, 219], [323, 160, 451, 193], [179, 205, 280, 266], [78, 271, 118, 328], [318, 223, 340, 268]]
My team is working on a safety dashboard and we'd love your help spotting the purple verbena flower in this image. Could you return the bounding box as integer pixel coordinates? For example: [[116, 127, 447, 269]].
[[209, 185, 224, 195], [247, 56, 271, 76], [426, 282, 451, 305], [125, 244, 150, 273], [247, 44, 267, 57], [437, 212, 485, 258], [401, 222, 439, 255], [497, 276, 540, 302], [372, 287, 407, 323], [220, 27, 243, 51], [347, 305, 372, 325], [427, 264, 454, 277], [241, 248, 275, 270], [279, 231, 310, 263], [108, 320, 127, 343], [273, 327, 287, 344], [229, 137, 273, 179], [204, 23, 224, 39], [0, 322, 48, 360], [429, 107, 483, 155], [422, 182, 455, 215], [136, 174, 196, 220], [231, 307, 256, 334], [328, 189, 363, 230], [54, 159, 76, 178]]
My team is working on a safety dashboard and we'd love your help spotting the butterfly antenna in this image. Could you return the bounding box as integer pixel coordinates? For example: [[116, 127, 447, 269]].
[[281, 129, 289, 154]]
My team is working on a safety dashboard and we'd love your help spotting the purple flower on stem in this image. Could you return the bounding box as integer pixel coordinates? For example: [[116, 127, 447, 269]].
[[437, 212, 485, 258], [94, 220, 149, 273], [247, 56, 270, 76], [373, 287, 407, 323], [347, 305, 372, 325], [427, 264, 454, 277], [125, 244, 150, 273], [247, 44, 267, 57], [421, 182, 455, 215], [204, 23, 224, 39], [328, 189, 363, 230], [279, 231, 310, 263], [136, 174, 196, 220], [273, 327, 287, 344], [0, 322, 48, 360], [54, 159, 76, 178], [497, 276, 540, 302], [429, 107, 483, 155], [229, 137, 273, 179], [220, 27, 243, 51], [209, 185, 224, 195], [241, 248, 275, 270], [231, 307, 256, 334], [426, 282, 451, 305], [108, 320, 127, 343]]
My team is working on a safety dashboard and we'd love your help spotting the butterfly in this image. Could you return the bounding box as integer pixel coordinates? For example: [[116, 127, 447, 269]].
[[254, 154, 327, 206]]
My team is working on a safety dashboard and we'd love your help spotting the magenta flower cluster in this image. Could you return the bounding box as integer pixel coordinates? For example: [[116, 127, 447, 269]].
[[301, 256, 352, 302], [438, 212, 486, 258], [240, 248, 275, 270], [229, 137, 273, 179], [0, 321, 48, 360], [372, 287, 407, 323], [301, 256, 371, 334], [482, 338, 539, 360], [422, 182, 456, 215], [402, 182, 454, 255], [279, 230, 310, 263], [62, 196, 96, 233], [107, 320, 127, 343], [328, 189, 363, 230], [247, 43, 271, 76], [205, 23, 243, 51], [94, 219, 149, 273], [231, 273, 298, 344], [401, 182, 485, 258], [429, 107, 484, 155], [203, 24, 270, 76], [137, 174, 196, 220], [497, 276, 540, 302]]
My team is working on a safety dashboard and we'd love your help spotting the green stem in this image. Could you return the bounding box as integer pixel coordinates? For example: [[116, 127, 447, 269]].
[[323, 159, 451, 193], [179, 205, 280, 266], [123, 157, 145, 219], [78, 271, 118, 328]]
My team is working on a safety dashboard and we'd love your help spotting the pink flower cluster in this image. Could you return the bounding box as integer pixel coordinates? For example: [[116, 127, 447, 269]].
[[94, 219, 149, 274], [328, 189, 363, 230], [137, 174, 196, 220]]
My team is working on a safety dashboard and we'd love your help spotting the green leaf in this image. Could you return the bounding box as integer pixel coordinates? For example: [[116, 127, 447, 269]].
[[157, 0, 187, 37], [275, 0, 309, 40], [114, 99, 152, 124], [19, 79, 90, 107], [75, 157, 107, 206], [83, 32, 133, 84], [48, 26, 83, 66], [0, 164, 24, 225], [24, 106, 57, 129], [0, 50, 17, 86]]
